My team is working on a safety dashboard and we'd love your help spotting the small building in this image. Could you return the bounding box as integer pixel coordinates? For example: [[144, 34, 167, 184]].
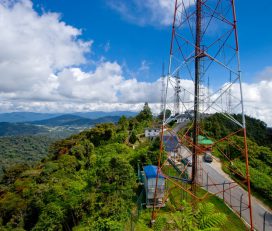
[[145, 128, 160, 138], [176, 113, 191, 123], [143, 165, 165, 208], [198, 135, 213, 152], [184, 110, 194, 118], [198, 135, 213, 145]]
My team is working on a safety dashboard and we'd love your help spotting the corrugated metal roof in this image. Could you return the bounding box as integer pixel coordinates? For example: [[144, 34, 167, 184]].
[[198, 135, 213, 145], [143, 165, 164, 179], [163, 135, 179, 151]]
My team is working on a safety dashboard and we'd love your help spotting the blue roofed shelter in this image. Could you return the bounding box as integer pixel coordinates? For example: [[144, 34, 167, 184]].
[[143, 165, 165, 208]]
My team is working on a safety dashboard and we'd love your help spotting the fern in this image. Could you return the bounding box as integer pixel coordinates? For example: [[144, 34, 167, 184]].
[[196, 203, 227, 230], [201, 228, 221, 231], [171, 211, 197, 231], [149, 201, 227, 231], [153, 216, 167, 231], [196, 203, 215, 219]]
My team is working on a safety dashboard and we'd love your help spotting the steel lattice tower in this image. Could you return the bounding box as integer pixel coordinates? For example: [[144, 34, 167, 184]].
[[152, 1, 254, 230]]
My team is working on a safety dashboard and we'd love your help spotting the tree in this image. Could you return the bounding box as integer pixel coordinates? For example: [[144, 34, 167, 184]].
[[118, 116, 129, 131], [129, 130, 137, 144], [158, 109, 171, 120], [136, 102, 153, 122], [34, 203, 65, 230], [2, 164, 29, 185], [86, 123, 115, 146]]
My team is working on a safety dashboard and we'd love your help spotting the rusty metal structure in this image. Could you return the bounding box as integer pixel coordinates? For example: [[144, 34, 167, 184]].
[[152, 1, 254, 230]]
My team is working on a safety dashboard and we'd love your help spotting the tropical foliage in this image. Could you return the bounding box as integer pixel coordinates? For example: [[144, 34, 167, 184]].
[[0, 104, 160, 230], [136, 201, 227, 231], [202, 113, 272, 204], [0, 135, 56, 178], [0, 108, 261, 230]]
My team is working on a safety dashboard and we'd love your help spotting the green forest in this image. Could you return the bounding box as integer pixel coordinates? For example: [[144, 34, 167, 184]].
[[0, 106, 271, 230], [0, 136, 56, 178], [0, 104, 161, 230], [202, 113, 272, 206]]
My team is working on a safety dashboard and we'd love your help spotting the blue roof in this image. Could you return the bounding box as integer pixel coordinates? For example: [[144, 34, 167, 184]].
[[143, 165, 164, 179], [163, 135, 179, 151]]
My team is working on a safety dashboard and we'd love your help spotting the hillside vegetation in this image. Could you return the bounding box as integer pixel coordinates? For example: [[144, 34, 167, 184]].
[[0, 122, 48, 136], [0, 104, 159, 230], [0, 136, 56, 178], [202, 113, 272, 205], [0, 108, 263, 230]]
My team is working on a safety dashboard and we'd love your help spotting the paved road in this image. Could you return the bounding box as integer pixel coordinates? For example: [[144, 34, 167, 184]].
[[174, 145, 272, 231], [202, 160, 272, 231]]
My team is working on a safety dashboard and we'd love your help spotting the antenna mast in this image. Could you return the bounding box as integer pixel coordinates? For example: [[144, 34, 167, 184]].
[[160, 63, 165, 115], [192, 0, 202, 192]]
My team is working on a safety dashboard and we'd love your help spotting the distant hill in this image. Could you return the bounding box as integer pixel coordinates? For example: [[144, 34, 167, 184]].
[[74, 111, 137, 119], [31, 114, 92, 126], [0, 115, 122, 137], [0, 112, 60, 122], [0, 122, 48, 136], [31, 114, 121, 126], [0, 111, 137, 122]]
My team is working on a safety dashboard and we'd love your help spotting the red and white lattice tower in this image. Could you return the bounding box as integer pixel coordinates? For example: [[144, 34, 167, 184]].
[[152, 1, 254, 230]]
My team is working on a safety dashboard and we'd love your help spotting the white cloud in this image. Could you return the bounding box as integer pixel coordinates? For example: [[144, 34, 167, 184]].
[[57, 62, 122, 103], [256, 66, 272, 81], [0, 0, 90, 96], [0, 1, 272, 127], [241, 80, 272, 125], [107, 0, 194, 27], [139, 60, 150, 72]]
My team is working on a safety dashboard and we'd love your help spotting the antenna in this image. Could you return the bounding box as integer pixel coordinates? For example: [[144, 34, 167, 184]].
[[160, 62, 165, 115], [174, 71, 181, 116]]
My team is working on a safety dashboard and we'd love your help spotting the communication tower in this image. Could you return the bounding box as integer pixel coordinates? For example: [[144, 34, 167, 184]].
[[152, 1, 254, 230]]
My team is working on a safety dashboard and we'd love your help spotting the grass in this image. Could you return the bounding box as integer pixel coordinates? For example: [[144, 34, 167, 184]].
[[214, 147, 272, 210], [204, 193, 248, 231]]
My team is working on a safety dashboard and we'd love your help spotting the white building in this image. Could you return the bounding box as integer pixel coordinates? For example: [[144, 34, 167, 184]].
[[175, 110, 194, 123], [145, 128, 160, 138]]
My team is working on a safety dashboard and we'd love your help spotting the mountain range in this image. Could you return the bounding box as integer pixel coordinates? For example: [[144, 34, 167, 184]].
[[0, 112, 136, 137], [0, 111, 137, 123], [30, 114, 121, 126]]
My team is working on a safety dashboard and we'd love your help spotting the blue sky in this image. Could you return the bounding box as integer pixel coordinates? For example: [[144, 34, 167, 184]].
[[0, 0, 271, 124], [32, 0, 172, 82], [32, 0, 272, 83]]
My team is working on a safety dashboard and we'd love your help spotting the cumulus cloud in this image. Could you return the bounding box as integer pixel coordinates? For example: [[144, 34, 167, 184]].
[[0, 1, 272, 127], [107, 0, 194, 27], [203, 79, 272, 126], [0, 0, 90, 98], [0, 0, 162, 108], [241, 80, 272, 125]]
